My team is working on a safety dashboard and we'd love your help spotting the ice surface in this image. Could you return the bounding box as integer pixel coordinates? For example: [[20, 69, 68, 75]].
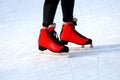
[[0, 0, 120, 80]]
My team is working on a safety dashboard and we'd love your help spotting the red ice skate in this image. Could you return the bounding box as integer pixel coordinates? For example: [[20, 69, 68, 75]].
[[38, 24, 69, 53], [60, 20, 93, 48]]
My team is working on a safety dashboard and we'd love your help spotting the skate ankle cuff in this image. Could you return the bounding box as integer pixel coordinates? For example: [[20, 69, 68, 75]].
[[49, 23, 56, 27], [73, 18, 77, 26], [73, 18, 77, 22]]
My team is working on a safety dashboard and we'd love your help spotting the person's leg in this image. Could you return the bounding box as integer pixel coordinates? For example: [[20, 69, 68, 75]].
[[43, 0, 60, 27], [38, 0, 69, 53], [60, 0, 92, 47], [61, 0, 75, 22]]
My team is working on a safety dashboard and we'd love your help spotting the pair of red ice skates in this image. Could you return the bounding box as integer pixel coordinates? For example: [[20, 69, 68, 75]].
[[38, 21, 92, 53]]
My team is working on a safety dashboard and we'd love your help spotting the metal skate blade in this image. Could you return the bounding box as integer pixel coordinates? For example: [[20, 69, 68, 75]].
[[90, 44, 93, 48], [39, 51, 69, 58], [70, 45, 93, 51], [81, 44, 93, 48]]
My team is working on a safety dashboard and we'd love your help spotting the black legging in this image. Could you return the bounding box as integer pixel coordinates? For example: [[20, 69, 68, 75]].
[[43, 0, 75, 27]]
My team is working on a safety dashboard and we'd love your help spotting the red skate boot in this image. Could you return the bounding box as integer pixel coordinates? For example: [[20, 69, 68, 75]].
[[38, 24, 69, 53], [60, 20, 93, 48]]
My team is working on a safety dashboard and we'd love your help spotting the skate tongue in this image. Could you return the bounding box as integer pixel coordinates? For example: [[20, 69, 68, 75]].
[[47, 23, 56, 31]]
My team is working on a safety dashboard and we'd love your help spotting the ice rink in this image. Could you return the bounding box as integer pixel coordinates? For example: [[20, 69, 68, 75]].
[[0, 0, 120, 80]]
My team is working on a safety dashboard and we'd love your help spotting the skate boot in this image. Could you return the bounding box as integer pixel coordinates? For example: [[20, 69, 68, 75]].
[[60, 19, 93, 48], [38, 24, 69, 53]]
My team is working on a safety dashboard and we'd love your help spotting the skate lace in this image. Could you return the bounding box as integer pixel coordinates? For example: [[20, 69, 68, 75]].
[[48, 30, 62, 45]]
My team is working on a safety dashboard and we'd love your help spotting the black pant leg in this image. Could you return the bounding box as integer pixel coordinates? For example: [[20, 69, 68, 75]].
[[43, 0, 60, 27], [61, 0, 75, 22]]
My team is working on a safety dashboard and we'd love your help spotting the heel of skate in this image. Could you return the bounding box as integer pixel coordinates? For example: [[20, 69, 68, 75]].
[[39, 46, 47, 51]]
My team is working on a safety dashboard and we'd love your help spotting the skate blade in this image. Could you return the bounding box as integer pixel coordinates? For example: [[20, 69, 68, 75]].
[[39, 51, 69, 58], [70, 45, 93, 51], [81, 44, 93, 48]]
